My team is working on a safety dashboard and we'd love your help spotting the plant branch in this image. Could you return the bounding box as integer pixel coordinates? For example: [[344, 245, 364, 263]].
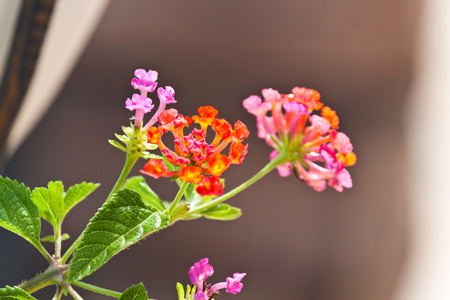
[[18, 264, 68, 294], [61, 235, 81, 264], [107, 151, 140, 202], [66, 284, 83, 300], [52, 286, 63, 300], [62, 150, 140, 263], [72, 281, 121, 298], [187, 152, 290, 215], [168, 181, 189, 215]]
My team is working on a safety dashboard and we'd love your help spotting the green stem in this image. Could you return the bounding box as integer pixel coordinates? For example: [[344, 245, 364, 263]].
[[61, 235, 81, 264], [66, 284, 83, 300], [73, 281, 155, 300], [107, 151, 140, 201], [72, 281, 121, 298], [18, 264, 68, 294], [33, 241, 53, 263], [62, 150, 140, 263], [55, 224, 62, 260], [187, 152, 290, 216], [168, 181, 189, 215], [52, 286, 63, 300]]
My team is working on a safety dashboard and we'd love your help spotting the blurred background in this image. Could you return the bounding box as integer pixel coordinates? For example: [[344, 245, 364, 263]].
[[1, 0, 448, 299]]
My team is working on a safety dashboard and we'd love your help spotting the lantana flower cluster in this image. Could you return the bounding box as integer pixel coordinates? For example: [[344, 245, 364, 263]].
[[188, 258, 246, 300], [243, 87, 356, 192], [141, 106, 249, 196]]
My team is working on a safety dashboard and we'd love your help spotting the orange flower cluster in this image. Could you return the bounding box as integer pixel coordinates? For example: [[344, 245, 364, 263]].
[[140, 106, 249, 196]]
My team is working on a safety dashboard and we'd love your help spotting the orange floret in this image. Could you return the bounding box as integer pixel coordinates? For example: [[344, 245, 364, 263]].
[[321, 106, 339, 129]]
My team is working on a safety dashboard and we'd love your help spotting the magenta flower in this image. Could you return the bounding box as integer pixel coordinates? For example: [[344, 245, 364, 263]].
[[188, 258, 245, 299], [209, 272, 247, 295], [194, 291, 208, 300], [125, 94, 154, 113], [189, 258, 214, 287], [157, 86, 177, 104], [131, 68, 158, 94], [125, 94, 155, 128], [125, 68, 177, 129], [243, 87, 357, 192]]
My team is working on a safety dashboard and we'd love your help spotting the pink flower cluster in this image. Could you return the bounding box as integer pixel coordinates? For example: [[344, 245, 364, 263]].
[[125, 68, 177, 128], [243, 87, 356, 192], [189, 258, 246, 300]]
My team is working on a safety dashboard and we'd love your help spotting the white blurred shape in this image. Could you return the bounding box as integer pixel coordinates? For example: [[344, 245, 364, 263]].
[[395, 1, 450, 299], [4, 0, 110, 158], [0, 0, 22, 85]]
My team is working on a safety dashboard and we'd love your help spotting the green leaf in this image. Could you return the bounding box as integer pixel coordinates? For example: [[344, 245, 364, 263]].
[[0, 286, 37, 299], [48, 181, 64, 196], [109, 139, 126, 152], [200, 203, 242, 221], [63, 182, 100, 216], [67, 189, 169, 283], [0, 176, 41, 250], [123, 176, 164, 211], [119, 283, 148, 300], [31, 187, 63, 227]]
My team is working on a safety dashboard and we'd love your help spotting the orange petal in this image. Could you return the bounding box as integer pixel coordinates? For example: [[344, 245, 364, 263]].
[[140, 159, 169, 179], [178, 166, 204, 184], [232, 120, 250, 140], [207, 153, 231, 176], [321, 106, 339, 129], [229, 142, 248, 164], [195, 176, 223, 196], [337, 152, 356, 167], [147, 127, 162, 144], [198, 106, 218, 119], [211, 118, 232, 139]]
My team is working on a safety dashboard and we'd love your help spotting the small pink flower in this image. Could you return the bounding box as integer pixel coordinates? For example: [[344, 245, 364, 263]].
[[226, 273, 246, 294], [310, 115, 331, 134], [332, 132, 353, 154], [131, 68, 158, 93], [283, 101, 308, 114], [194, 291, 208, 300], [189, 258, 214, 286], [188, 258, 245, 298], [125, 94, 154, 113], [243, 95, 272, 117], [262, 88, 281, 102], [157, 86, 177, 104]]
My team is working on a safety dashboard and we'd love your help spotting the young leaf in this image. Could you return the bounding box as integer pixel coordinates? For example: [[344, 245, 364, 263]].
[[200, 203, 242, 221], [67, 189, 169, 283], [118, 283, 148, 300], [122, 176, 164, 211], [0, 176, 41, 250], [0, 286, 38, 299], [48, 181, 64, 196], [63, 182, 100, 216], [31, 187, 63, 228]]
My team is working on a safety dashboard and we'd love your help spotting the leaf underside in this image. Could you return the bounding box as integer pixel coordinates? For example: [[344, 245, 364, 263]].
[[67, 189, 169, 283]]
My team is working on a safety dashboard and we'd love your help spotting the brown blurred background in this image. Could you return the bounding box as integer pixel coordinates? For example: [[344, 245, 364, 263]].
[[0, 0, 422, 299]]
